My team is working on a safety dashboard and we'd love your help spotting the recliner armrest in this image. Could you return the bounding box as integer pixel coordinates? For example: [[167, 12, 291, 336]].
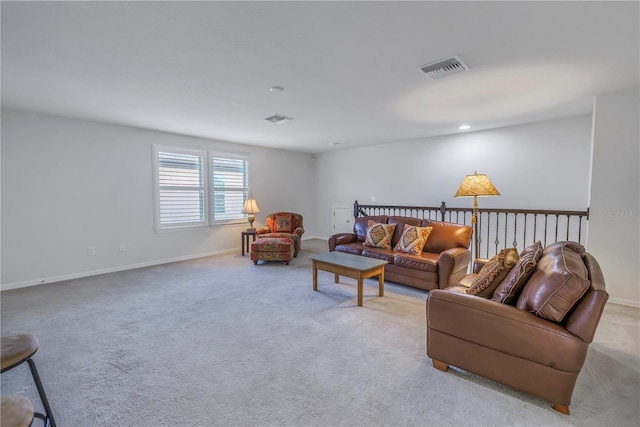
[[328, 233, 357, 251], [293, 226, 305, 237]]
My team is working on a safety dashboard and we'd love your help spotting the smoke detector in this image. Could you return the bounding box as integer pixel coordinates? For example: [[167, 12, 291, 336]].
[[418, 55, 469, 80], [264, 114, 294, 124]]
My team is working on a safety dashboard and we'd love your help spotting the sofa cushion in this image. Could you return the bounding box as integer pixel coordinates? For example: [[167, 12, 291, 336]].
[[361, 247, 396, 263], [273, 213, 294, 233], [363, 220, 396, 249], [456, 273, 477, 288], [393, 224, 433, 255], [388, 216, 423, 248], [467, 248, 519, 298], [492, 241, 543, 305], [421, 220, 472, 253], [354, 216, 388, 242], [393, 252, 438, 272], [516, 245, 590, 322], [334, 242, 364, 256]]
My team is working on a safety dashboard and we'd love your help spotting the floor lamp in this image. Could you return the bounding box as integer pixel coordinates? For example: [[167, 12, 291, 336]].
[[454, 171, 500, 258]]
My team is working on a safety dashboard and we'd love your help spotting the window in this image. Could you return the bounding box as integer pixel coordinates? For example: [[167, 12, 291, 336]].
[[153, 146, 250, 230], [211, 154, 249, 224], [153, 146, 207, 230]]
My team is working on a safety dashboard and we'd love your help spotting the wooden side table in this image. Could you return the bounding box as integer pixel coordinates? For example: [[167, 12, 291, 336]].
[[241, 231, 258, 256]]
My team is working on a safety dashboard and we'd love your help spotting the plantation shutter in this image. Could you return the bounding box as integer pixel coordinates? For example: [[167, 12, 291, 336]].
[[212, 155, 249, 222], [155, 149, 206, 228]]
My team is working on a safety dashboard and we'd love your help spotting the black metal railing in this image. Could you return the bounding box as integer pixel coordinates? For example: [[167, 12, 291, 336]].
[[353, 200, 589, 261]]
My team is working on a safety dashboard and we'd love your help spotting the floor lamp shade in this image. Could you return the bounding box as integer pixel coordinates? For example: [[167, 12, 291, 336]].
[[454, 172, 500, 257], [242, 198, 261, 231], [454, 172, 501, 199]]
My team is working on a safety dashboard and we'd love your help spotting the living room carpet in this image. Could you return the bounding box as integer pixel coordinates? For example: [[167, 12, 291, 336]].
[[1, 239, 639, 426]]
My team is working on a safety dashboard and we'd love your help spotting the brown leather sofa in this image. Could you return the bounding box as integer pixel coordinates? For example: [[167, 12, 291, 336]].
[[426, 241, 608, 414], [329, 215, 472, 291]]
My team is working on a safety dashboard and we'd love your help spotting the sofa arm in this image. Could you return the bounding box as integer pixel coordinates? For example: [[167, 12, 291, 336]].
[[437, 248, 471, 288], [426, 289, 589, 372], [293, 226, 305, 237], [256, 227, 271, 235], [473, 258, 490, 273], [328, 233, 357, 251]]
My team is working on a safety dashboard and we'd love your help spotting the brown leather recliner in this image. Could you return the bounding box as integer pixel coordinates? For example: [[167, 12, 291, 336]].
[[426, 243, 608, 415]]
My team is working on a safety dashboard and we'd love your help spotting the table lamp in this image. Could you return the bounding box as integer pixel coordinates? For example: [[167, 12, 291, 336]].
[[242, 198, 261, 232]]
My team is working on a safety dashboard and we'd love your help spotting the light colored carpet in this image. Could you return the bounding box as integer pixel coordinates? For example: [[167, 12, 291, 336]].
[[1, 239, 639, 426]]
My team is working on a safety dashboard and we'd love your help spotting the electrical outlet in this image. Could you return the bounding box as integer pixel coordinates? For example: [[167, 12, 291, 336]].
[[119, 243, 126, 252], [87, 246, 96, 256], [370, 196, 376, 202]]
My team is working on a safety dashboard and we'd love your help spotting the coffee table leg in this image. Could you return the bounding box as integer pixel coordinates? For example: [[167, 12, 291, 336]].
[[379, 268, 384, 297], [334, 273, 339, 283], [357, 274, 364, 307], [313, 260, 318, 291]]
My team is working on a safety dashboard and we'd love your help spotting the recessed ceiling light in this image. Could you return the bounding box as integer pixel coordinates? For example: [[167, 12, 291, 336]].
[[269, 86, 284, 93], [329, 142, 341, 146], [459, 124, 471, 130]]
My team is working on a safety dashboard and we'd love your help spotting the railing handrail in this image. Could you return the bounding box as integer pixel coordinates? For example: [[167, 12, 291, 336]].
[[457, 206, 589, 217], [354, 201, 588, 220], [355, 201, 448, 220]]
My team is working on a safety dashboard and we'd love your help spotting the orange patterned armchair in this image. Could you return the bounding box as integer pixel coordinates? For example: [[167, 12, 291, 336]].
[[256, 212, 304, 256]]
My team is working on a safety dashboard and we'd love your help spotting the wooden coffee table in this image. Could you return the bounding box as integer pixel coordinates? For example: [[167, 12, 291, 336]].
[[310, 251, 388, 307]]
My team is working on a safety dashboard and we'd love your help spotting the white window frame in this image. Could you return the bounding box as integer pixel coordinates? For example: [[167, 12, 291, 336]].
[[153, 145, 208, 231], [210, 151, 250, 226]]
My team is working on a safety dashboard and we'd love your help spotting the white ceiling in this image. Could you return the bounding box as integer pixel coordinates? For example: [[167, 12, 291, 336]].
[[2, 1, 638, 153]]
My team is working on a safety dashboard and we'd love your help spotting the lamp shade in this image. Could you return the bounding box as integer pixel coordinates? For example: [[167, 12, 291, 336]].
[[241, 198, 261, 214], [454, 172, 500, 198]]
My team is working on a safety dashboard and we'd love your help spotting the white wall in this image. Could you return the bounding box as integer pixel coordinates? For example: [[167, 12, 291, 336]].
[[589, 89, 640, 307], [314, 115, 592, 237], [314, 109, 640, 307], [3, 102, 637, 307], [1, 109, 315, 288]]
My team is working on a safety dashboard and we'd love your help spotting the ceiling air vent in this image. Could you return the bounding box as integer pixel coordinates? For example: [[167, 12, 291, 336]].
[[264, 114, 294, 124], [418, 55, 469, 80]]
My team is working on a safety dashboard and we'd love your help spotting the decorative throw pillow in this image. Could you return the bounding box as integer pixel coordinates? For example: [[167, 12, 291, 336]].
[[273, 213, 294, 233], [516, 245, 590, 323], [393, 224, 433, 255], [467, 248, 519, 298], [492, 241, 543, 305], [363, 220, 396, 249]]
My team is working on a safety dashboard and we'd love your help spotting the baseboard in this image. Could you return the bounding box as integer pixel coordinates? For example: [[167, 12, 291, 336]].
[[0, 248, 238, 292], [1, 241, 330, 292]]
